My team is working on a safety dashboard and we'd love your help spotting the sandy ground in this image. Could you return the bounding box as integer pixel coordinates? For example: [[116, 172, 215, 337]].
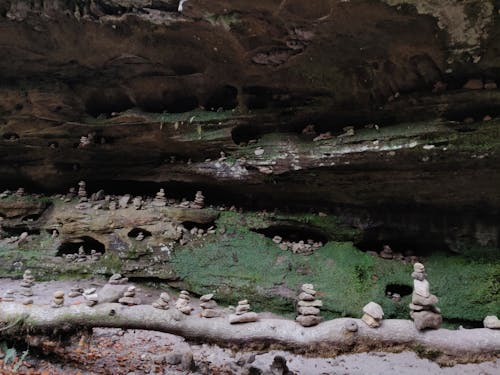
[[0, 278, 499, 374]]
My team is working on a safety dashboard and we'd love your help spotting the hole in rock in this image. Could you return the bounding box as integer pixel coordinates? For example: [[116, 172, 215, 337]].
[[85, 89, 134, 117], [443, 105, 500, 122], [127, 228, 152, 239], [205, 85, 238, 111], [355, 235, 449, 257], [56, 236, 105, 256], [171, 65, 200, 75], [2, 132, 19, 140], [1, 226, 40, 236], [252, 223, 328, 244], [385, 284, 412, 297], [181, 221, 216, 231], [231, 124, 262, 145], [22, 213, 42, 222], [163, 95, 199, 113], [46, 229, 59, 236]]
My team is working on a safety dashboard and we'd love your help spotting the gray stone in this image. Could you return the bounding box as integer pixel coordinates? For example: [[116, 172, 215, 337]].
[[229, 312, 259, 324], [298, 292, 315, 301], [362, 302, 384, 320], [411, 310, 442, 330], [295, 314, 322, 327], [484, 315, 500, 329], [98, 284, 129, 303], [297, 306, 320, 316], [200, 293, 214, 302], [411, 292, 438, 306]]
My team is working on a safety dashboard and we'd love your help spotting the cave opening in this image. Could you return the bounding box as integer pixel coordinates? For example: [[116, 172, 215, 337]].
[[85, 89, 134, 118], [231, 124, 262, 144], [205, 85, 238, 111], [2, 132, 20, 141], [1, 226, 40, 236], [355, 235, 450, 257], [56, 236, 105, 256], [443, 105, 500, 123], [385, 284, 412, 297], [252, 223, 328, 244], [22, 213, 42, 222], [163, 95, 199, 113], [181, 221, 216, 231], [127, 228, 152, 239]]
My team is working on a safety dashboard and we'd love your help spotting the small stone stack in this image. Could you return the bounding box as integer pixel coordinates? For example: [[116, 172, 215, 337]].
[[78, 181, 87, 200], [361, 302, 384, 328], [90, 249, 101, 261], [229, 299, 259, 324], [132, 196, 143, 210], [191, 191, 205, 209], [136, 232, 145, 241], [19, 270, 34, 297], [83, 288, 98, 307], [152, 292, 170, 310], [175, 290, 193, 315], [200, 293, 219, 318], [3, 290, 15, 302], [68, 285, 84, 298], [119, 286, 141, 306], [15, 187, 25, 197], [380, 245, 393, 259], [109, 273, 128, 285], [409, 263, 442, 330], [51, 290, 64, 308], [295, 284, 323, 327], [152, 188, 167, 207]]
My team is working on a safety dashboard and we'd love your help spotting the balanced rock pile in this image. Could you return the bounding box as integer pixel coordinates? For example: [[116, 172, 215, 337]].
[[3, 289, 15, 302], [19, 270, 35, 297], [409, 262, 442, 330], [200, 293, 219, 318], [119, 286, 141, 306], [83, 288, 99, 307], [152, 188, 167, 207], [191, 191, 205, 209], [273, 236, 323, 255], [361, 302, 384, 327], [68, 285, 84, 298], [51, 291, 64, 308], [175, 290, 193, 314], [65, 247, 102, 263], [152, 292, 170, 310], [78, 181, 87, 200], [296, 284, 323, 327], [229, 299, 259, 324]]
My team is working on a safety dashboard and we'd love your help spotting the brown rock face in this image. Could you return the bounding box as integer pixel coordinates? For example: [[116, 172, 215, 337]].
[[0, 0, 499, 225]]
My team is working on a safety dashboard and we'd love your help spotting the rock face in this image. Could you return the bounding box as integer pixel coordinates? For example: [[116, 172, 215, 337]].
[[409, 263, 442, 330]]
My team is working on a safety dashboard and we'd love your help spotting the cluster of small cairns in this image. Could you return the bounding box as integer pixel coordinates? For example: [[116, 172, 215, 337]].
[[409, 262, 442, 330], [295, 284, 322, 327], [199, 293, 220, 318], [152, 292, 170, 310], [361, 302, 384, 328], [175, 290, 193, 314], [366, 245, 419, 264], [19, 270, 34, 304], [64, 246, 102, 262], [273, 236, 323, 255], [229, 299, 259, 324], [119, 286, 141, 306], [51, 290, 65, 308]]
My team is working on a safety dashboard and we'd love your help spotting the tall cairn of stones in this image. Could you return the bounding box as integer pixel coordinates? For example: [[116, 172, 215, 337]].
[[152, 188, 167, 207], [78, 181, 87, 201], [200, 293, 219, 318], [191, 191, 205, 209], [19, 269, 35, 297], [296, 284, 323, 327], [229, 299, 259, 324], [175, 290, 193, 315], [409, 262, 442, 330], [152, 293, 170, 310]]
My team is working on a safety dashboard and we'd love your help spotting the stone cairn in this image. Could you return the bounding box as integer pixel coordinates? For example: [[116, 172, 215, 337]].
[[361, 302, 384, 328], [78, 181, 87, 200], [191, 191, 205, 209], [175, 290, 193, 315], [83, 288, 98, 307], [68, 285, 84, 298], [15, 187, 25, 197], [200, 293, 219, 318], [409, 262, 442, 330], [132, 196, 143, 210], [229, 299, 259, 324], [273, 236, 323, 255], [152, 188, 167, 207], [296, 284, 323, 327], [119, 286, 141, 306], [19, 270, 35, 302], [152, 292, 170, 310], [3, 289, 15, 302], [136, 232, 145, 241], [109, 273, 128, 285], [51, 290, 64, 308]]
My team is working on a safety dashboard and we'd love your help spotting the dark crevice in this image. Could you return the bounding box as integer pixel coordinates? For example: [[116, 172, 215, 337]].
[[85, 89, 134, 117], [181, 221, 216, 231], [205, 85, 238, 111], [385, 284, 412, 297], [231, 124, 263, 144], [252, 223, 328, 244], [2, 132, 20, 140], [127, 228, 152, 238], [56, 236, 106, 256], [22, 213, 42, 222]]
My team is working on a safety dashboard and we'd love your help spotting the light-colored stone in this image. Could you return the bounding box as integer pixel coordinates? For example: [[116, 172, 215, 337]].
[[362, 302, 384, 320], [361, 313, 381, 328], [295, 314, 322, 327], [413, 279, 430, 297], [483, 315, 500, 329], [410, 310, 442, 330], [229, 312, 259, 324]]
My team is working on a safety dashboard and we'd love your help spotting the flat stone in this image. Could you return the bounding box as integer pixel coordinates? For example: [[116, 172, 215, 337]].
[[412, 292, 438, 306], [98, 284, 129, 303], [200, 300, 218, 309], [200, 293, 214, 302], [298, 300, 322, 307], [297, 306, 320, 316], [68, 291, 82, 298], [298, 292, 315, 301], [411, 310, 442, 330], [463, 78, 484, 90], [238, 299, 248, 305], [409, 303, 425, 311], [22, 298, 33, 305], [362, 302, 384, 320], [177, 305, 193, 315], [53, 290, 64, 298], [201, 309, 220, 318], [413, 279, 430, 297], [361, 313, 381, 328], [118, 296, 141, 305], [229, 312, 259, 324], [295, 315, 322, 327]]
